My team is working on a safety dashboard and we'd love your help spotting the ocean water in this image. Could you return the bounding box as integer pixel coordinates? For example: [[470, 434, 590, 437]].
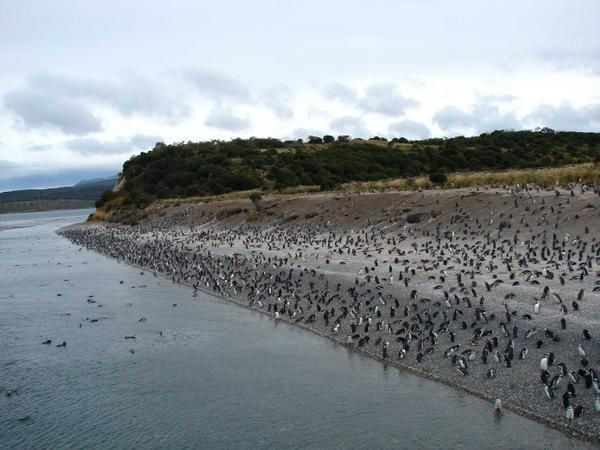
[[0, 209, 594, 449]]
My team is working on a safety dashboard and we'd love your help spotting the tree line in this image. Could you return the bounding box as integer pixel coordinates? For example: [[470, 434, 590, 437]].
[[97, 129, 600, 208]]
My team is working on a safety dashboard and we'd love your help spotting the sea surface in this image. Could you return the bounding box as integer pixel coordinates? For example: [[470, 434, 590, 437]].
[[0, 209, 594, 449]]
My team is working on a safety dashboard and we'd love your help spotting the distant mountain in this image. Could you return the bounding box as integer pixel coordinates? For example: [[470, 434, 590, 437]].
[[0, 176, 118, 214], [74, 175, 119, 188]]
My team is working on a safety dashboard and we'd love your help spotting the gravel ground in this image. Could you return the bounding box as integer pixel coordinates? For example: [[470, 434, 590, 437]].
[[60, 184, 600, 444]]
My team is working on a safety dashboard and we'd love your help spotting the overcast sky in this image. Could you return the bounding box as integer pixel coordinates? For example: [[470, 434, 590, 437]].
[[1, 0, 599, 191]]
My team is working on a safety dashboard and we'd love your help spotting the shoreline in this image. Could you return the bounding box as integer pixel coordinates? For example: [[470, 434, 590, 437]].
[[58, 185, 600, 445]]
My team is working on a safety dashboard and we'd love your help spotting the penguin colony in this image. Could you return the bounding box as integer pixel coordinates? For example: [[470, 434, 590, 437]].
[[60, 183, 600, 441]]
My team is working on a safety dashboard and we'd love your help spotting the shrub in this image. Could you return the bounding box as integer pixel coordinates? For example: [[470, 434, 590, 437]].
[[429, 172, 448, 184], [249, 192, 262, 203], [320, 178, 336, 191], [95, 189, 117, 208]]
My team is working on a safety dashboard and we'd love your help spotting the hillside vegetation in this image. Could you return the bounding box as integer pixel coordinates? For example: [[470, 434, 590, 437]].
[[98, 129, 600, 213]]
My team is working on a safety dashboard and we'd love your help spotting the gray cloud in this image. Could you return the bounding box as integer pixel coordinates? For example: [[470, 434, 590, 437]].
[[3, 72, 189, 135], [536, 48, 600, 75], [204, 105, 250, 131], [322, 81, 417, 117], [0, 159, 19, 169], [321, 82, 358, 103], [524, 101, 600, 131], [357, 82, 418, 116], [184, 67, 250, 101], [261, 85, 294, 120], [476, 93, 517, 103], [28, 72, 189, 120], [388, 119, 431, 139], [4, 87, 103, 135], [433, 101, 522, 135], [329, 116, 370, 138], [65, 134, 161, 155], [432, 106, 473, 131]]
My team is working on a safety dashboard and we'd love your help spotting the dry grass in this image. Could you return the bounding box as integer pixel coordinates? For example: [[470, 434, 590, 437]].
[[339, 163, 599, 193], [445, 163, 599, 188], [153, 189, 260, 207], [94, 163, 598, 222], [87, 208, 113, 221], [152, 185, 322, 208]]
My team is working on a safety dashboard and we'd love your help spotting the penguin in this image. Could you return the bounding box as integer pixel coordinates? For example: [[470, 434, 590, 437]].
[[581, 329, 591, 340], [494, 398, 502, 415], [565, 405, 574, 420], [541, 370, 550, 384], [557, 362, 567, 376], [518, 347, 528, 360], [568, 371, 579, 384], [562, 391, 572, 409]]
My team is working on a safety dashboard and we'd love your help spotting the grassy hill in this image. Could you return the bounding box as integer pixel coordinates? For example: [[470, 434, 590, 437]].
[[98, 129, 600, 215]]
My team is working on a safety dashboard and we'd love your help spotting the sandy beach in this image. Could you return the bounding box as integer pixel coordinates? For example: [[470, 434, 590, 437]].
[[59, 184, 600, 443]]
